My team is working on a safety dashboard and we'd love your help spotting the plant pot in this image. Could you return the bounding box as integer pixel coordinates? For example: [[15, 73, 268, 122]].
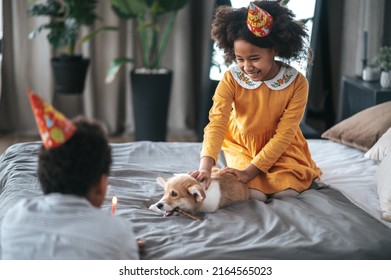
[[362, 65, 380, 82], [380, 71, 391, 89], [131, 69, 172, 141], [51, 55, 89, 94]]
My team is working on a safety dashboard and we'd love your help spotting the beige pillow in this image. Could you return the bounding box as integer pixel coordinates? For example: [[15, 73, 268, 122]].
[[321, 101, 391, 151], [365, 127, 391, 161], [375, 152, 391, 222]]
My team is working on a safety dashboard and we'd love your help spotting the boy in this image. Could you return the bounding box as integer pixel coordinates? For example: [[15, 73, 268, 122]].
[[0, 90, 139, 259]]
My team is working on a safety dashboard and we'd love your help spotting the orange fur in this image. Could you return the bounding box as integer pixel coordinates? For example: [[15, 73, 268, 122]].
[[150, 168, 249, 214]]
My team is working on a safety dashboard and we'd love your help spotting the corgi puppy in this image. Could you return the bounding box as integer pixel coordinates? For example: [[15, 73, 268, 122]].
[[149, 168, 249, 214]]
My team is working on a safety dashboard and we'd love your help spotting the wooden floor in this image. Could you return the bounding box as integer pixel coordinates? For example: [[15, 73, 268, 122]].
[[0, 131, 198, 154]]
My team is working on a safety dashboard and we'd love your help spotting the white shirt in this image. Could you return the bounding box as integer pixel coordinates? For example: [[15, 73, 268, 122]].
[[0, 193, 139, 260]]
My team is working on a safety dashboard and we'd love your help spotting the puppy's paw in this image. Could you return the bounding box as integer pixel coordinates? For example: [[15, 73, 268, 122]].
[[149, 204, 165, 214]]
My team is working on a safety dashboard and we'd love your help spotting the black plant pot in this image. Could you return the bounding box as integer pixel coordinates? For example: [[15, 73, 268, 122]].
[[131, 69, 172, 141], [51, 55, 89, 94]]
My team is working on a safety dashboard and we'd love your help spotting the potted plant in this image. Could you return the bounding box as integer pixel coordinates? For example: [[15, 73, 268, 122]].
[[106, 0, 190, 141], [373, 46, 391, 88], [27, 0, 100, 94]]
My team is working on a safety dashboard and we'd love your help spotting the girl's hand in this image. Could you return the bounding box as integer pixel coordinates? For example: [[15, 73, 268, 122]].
[[221, 164, 261, 184], [189, 156, 215, 189], [189, 169, 212, 189], [221, 167, 252, 183]]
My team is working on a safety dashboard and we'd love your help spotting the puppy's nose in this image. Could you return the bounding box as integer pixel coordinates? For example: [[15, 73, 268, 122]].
[[156, 203, 163, 209]]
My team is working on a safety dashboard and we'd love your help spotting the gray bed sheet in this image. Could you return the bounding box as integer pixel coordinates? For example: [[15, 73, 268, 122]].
[[1, 141, 391, 259]]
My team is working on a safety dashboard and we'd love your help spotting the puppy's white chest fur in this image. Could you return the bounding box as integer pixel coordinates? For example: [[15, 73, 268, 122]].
[[200, 181, 221, 212]]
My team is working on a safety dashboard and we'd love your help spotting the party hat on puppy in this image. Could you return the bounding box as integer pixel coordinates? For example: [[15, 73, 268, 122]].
[[28, 88, 76, 149], [246, 2, 273, 37]]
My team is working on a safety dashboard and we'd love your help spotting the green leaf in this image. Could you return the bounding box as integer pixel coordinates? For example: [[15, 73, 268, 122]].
[[106, 57, 135, 83], [155, 11, 177, 68], [158, 0, 190, 13], [106, 0, 190, 69], [65, 0, 99, 25], [109, 0, 145, 19], [28, 24, 51, 39], [374, 46, 391, 71], [149, 0, 189, 16], [80, 26, 119, 44], [27, 1, 63, 17], [27, 0, 99, 54]]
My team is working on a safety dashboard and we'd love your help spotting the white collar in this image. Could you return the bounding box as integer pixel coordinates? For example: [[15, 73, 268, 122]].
[[229, 63, 299, 90]]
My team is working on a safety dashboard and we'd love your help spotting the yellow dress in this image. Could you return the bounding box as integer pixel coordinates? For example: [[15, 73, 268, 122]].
[[200, 64, 321, 194]]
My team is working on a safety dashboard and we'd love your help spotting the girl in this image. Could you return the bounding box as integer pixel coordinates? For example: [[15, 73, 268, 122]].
[[191, 1, 321, 200]]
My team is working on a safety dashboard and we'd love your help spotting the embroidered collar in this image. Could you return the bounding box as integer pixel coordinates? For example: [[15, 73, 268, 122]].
[[229, 63, 298, 90]]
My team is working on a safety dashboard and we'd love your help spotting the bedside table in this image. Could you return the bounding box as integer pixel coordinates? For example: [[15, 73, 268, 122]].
[[338, 75, 391, 121]]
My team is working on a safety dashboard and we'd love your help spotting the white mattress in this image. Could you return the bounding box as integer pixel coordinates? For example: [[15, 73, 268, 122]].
[[308, 139, 389, 228]]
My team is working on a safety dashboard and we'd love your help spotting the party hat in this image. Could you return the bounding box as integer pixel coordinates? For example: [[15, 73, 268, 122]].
[[28, 89, 76, 149], [246, 2, 273, 37]]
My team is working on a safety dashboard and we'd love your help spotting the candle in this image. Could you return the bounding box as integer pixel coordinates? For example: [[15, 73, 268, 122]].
[[111, 196, 117, 215], [363, 30, 368, 62]]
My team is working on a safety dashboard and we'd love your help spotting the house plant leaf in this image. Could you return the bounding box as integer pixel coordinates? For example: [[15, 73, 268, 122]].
[[106, 57, 135, 84], [106, 0, 190, 141], [107, 0, 190, 77], [27, 0, 100, 94]]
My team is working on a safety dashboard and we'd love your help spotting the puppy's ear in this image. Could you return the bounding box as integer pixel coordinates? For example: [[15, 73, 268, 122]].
[[156, 177, 168, 188], [188, 185, 206, 202]]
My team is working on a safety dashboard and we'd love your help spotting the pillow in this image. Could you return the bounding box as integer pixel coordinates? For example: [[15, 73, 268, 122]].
[[321, 101, 391, 151], [375, 152, 391, 222], [365, 126, 391, 161]]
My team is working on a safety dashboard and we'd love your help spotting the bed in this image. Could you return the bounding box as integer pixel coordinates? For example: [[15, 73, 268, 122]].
[[1, 104, 391, 259]]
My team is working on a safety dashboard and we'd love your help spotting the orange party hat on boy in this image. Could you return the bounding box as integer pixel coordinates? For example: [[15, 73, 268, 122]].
[[246, 2, 273, 37], [28, 89, 76, 149]]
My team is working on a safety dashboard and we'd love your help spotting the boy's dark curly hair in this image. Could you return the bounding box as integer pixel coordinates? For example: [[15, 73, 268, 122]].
[[38, 117, 112, 196], [211, 0, 309, 65]]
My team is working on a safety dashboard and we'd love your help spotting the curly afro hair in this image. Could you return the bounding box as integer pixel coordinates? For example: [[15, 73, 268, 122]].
[[211, 0, 309, 65], [38, 116, 112, 196]]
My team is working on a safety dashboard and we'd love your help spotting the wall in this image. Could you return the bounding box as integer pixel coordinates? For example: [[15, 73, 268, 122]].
[[307, 0, 388, 134], [341, 0, 385, 78]]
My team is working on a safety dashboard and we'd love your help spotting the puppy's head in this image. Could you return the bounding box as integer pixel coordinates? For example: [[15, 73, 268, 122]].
[[154, 174, 206, 213]]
